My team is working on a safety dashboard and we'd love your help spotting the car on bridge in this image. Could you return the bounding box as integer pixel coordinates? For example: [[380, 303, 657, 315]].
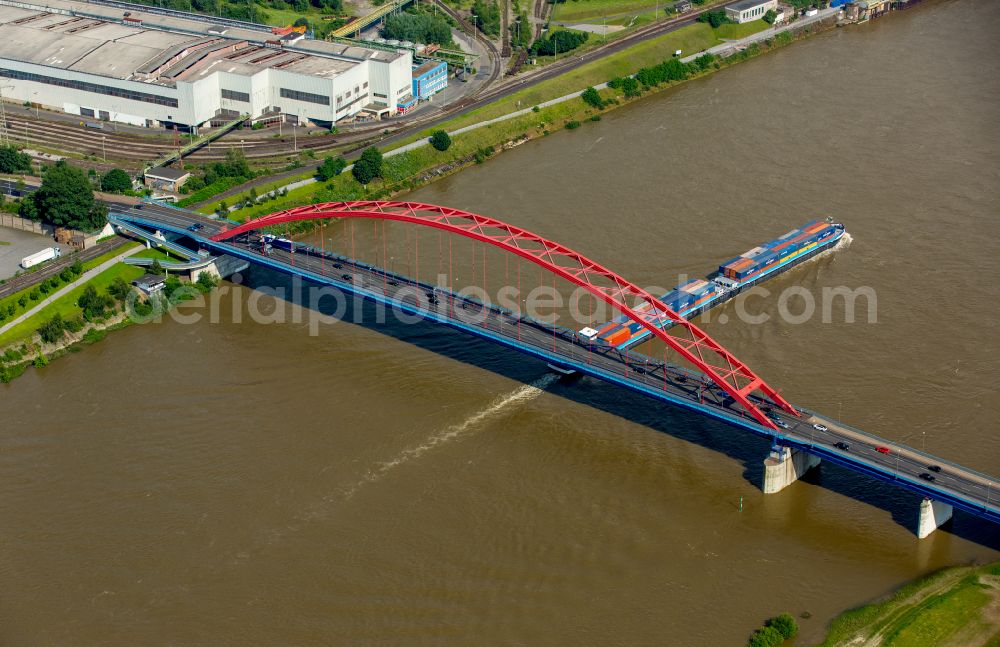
[[768, 415, 789, 429], [835, 441, 850, 450], [919, 472, 936, 482], [813, 423, 829, 432], [876, 446, 891, 455]]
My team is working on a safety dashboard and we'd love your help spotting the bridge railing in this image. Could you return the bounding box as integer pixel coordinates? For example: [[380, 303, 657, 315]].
[[799, 405, 997, 485]]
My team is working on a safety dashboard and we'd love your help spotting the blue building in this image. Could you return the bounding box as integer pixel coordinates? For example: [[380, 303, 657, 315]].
[[411, 61, 448, 101]]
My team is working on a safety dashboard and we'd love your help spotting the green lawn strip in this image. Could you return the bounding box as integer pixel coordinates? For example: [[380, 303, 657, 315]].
[[259, 6, 330, 27], [82, 241, 142, 271], [715, 19, 771, 40], [0, 263, 144, 347], [400, 22, 721, 145], [818, 568, 961, 646], [0, 242, 137, 321], [552, 0, 664, 23], [881, 574, 992, 647], [196, 169, 318, 215], [132, 247, 187, 262], [818, 564, 1000, 647]]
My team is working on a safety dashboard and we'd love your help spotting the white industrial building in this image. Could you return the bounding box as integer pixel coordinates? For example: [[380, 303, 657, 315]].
[[0, 0, 416, 130], [725, 0, 778, 23]]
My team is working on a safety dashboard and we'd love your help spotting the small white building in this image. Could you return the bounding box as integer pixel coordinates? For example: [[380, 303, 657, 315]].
[[725, 0, 778, 23]]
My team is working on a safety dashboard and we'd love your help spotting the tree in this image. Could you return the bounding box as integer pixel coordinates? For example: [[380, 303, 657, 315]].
[[100, 168, 133, 194], [381, 12, 454, 46], [0, 145, 32, 174], [581, 87, 605, 109], [37, 313, 65, 344], [24, 161, 107, 231], [430, 130, 452, 152], [316, 156, 347, 181], [471, 0, 501, 36], [78, 284, 113, 319], [352, 146, 383, 185], [107, 277, 132, 302], [763, 9, 777, 24], [150, 259, 165, 276], [532, 30, 588, 57], [766, 614, 798, 640]]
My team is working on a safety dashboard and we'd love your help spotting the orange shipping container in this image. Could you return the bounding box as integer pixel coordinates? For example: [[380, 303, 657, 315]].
[[605, 329, 631, 346]]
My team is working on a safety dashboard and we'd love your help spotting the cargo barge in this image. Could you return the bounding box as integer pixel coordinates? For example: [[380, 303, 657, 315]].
[[580, 219, 846, 350]]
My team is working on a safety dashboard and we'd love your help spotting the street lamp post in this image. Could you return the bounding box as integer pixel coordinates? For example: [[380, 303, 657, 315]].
[[893, 431, 920, 478], [101, 135, 106, 162]]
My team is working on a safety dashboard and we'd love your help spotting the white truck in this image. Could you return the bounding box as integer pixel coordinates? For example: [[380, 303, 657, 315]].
[[21, 246, 61, 269]]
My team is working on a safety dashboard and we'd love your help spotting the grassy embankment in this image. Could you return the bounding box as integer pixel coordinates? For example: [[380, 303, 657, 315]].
[[819, 561, 1000, 647], [201, 19, 796, 224], [0, 262, 144, 348]]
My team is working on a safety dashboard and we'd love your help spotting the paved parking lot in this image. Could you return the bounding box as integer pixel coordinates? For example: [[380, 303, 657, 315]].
[[0, 226, 56, 280]]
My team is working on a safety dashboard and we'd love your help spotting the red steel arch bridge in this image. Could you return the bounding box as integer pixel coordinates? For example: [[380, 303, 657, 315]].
[[110, 200, 999, 537]]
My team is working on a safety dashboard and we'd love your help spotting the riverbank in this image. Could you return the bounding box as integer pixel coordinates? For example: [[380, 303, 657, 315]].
[[818, 561, 1000, 646], [0, 10, 854, 382], [201, 10, 841, 221]]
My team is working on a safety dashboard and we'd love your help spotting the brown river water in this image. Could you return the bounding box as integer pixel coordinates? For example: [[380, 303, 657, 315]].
[[3, 1, 999, 644]]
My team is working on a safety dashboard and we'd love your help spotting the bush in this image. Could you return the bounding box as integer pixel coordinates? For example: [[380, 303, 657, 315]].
[[430, 130, 452, 151], [697, 10, 732, 28], [621, 77, 642, 98], [532, 29, 588, 57], [565, 120, 581, 130], [0, 145, 32, 174], [195, 271, 219, 293], [473, 146, 494, 164], [766, 613, 798, 640], [747, 626, 784, 647], [316, 156, 348, 181], [581, 87, 605, 109]]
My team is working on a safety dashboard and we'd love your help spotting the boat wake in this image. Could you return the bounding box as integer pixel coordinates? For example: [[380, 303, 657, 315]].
[[340, 373, 560, 500]]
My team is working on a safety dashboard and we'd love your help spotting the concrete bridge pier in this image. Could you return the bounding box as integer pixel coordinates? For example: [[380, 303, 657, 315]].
[[762, 444, 821, 494], [917, 497, 953, 539], [191, 255, 250, 283]]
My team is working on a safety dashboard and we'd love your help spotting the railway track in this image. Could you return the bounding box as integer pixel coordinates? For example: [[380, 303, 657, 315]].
[[0, 2, 716, 169]]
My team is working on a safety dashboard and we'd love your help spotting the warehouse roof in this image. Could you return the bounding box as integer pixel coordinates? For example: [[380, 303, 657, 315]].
[[0, 0, 403, 85], [727, 0, 775, 10]]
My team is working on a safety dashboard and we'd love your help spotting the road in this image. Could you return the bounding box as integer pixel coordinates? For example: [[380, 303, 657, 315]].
[[111, 204, 1000, 523]]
